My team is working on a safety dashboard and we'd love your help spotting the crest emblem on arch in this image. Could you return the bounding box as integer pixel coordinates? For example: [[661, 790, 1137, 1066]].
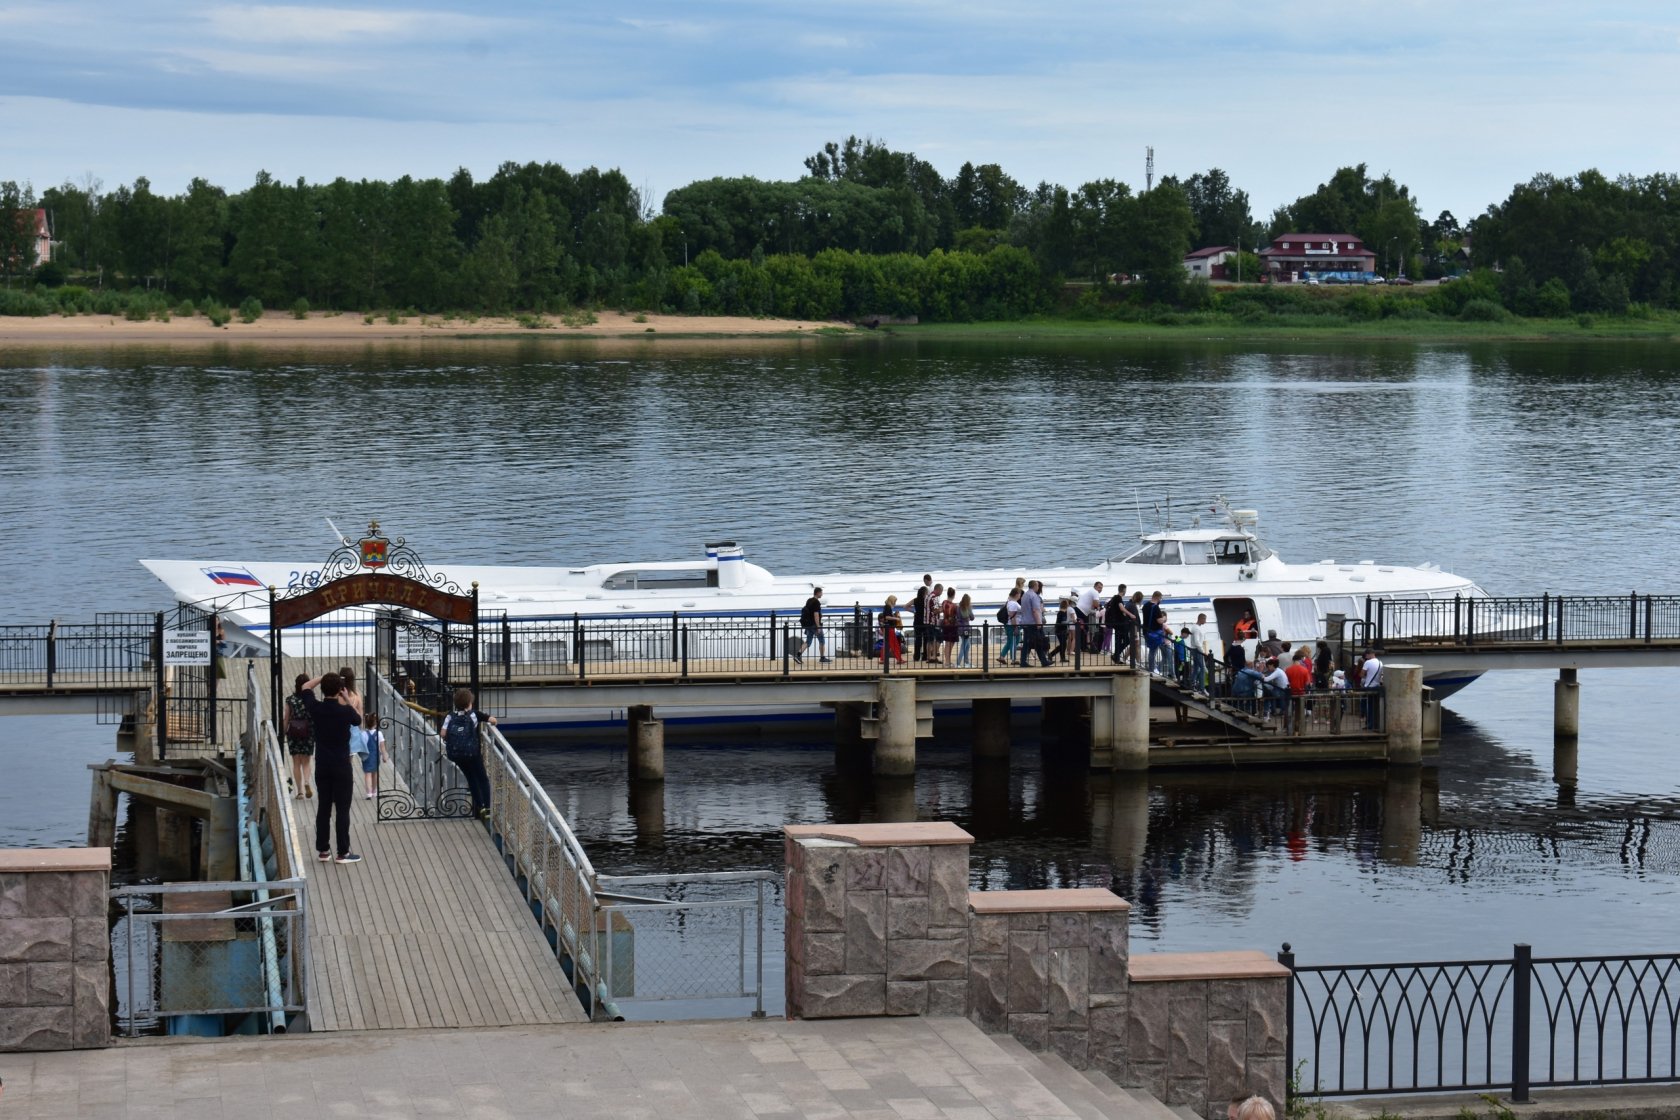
[[360, 523, 390, 570]]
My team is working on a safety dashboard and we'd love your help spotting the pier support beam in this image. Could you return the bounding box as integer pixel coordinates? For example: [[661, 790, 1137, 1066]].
[[833, 701, 869, 769], [874, 777, 917, 822], [1384, 663, 1424, 766], [631, 781, 666, 847], [157, 808, 195, 881], [88, 765, 117, 848], [631, 715, 665, 781], [1554, 668, 1580, 739], [971, 698, 1011, 761], [872, 677, 917, 777], [1113, 672, 1150, 772]]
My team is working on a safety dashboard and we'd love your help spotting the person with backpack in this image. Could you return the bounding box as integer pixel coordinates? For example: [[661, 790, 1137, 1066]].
[[798, 587, 830, 665], [359, 710, 386, 800], [998, 583, 1024, 663], [300, 671, 364, 864], [441, 687, 498, 820], [283, 674, 316, 799]]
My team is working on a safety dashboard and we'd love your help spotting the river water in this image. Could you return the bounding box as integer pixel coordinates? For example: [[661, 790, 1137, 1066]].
[[4, 337, 1678, 983]]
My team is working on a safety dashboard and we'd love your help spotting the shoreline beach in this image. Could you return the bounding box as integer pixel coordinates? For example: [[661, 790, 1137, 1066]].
[[0, 309, 853, 349]]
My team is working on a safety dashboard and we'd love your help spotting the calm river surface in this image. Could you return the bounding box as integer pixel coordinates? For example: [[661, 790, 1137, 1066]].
[[4, 336, 1678, 985]]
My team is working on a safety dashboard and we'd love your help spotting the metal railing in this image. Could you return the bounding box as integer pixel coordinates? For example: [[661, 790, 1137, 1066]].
[[596, 871, 774, 1015], [372, 666, 473, 820], [111, 880, 308, 1037], [1283, 943, 1680, 1101], [1215, 686, 1386, 736], [472, 611, 1118, 682], [1374, 594, 1680, 646]]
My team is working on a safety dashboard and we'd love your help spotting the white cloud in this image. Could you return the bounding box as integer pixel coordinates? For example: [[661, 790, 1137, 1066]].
[[203, 4, 494, 44]]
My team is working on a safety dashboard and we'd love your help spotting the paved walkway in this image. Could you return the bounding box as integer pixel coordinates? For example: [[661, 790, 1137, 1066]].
[[286, 785, 586, 1030], [0, 1016, 1185, 1120]]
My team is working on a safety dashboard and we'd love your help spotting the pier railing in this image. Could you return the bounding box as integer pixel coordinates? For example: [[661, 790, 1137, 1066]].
[[1283, 943, 1680, 1102], [1374, 594, 1680, 646], [472, 611, 1123, 682]]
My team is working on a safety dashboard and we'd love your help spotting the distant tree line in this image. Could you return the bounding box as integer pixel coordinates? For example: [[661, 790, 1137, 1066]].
[[3, 140, 1679, 320]]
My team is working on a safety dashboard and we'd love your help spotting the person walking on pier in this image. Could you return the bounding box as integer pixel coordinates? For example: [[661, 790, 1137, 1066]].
[[799, 588, 830, 664], [300, 672, 363, 864], [360, 710, 385, 800], [999, 588, 1023, 662], [1076, 581, 1104, 654], [912, 575, 933, 662], [1020, 580, 1051, 667], [955, 593, 975, 667], [1285, 649, 1312, 734], [441, 687, 498, 820], [284, 674, 316, 799], [1360, 650, 1384, 729], [337, 666, 364, 717], [922, 582, 945, 663], [940, 586, 960, 665], [1049, 596, 1073, 663]]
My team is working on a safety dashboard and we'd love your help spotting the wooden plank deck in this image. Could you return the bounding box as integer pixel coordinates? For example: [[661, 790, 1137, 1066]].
[[286, 782, 587, 1031]]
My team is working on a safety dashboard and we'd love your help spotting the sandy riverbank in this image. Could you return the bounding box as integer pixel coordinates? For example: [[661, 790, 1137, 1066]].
[[0, 309, 853, 348]]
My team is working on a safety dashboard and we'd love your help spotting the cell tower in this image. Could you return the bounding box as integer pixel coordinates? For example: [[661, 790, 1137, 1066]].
[[1146, 146, 1154, 192]]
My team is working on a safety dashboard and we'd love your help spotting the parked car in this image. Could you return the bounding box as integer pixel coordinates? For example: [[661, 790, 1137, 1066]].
[[1366, 275, 1386, 285], [1300, 274, 1321, 285], [1390, 276, 1414, 286]]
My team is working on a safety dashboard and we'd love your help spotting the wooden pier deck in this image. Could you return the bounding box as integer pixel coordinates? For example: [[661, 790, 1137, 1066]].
[[286, 786, 587, 1031]]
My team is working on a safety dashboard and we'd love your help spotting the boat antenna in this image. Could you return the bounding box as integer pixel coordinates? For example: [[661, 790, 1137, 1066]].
[[1133, 488, 1145, 538], [325, 517, 349, 546]]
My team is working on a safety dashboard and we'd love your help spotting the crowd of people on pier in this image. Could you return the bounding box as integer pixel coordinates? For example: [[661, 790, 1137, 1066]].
[[284, 669, 497, 866], [790, 573, 1388, 731]]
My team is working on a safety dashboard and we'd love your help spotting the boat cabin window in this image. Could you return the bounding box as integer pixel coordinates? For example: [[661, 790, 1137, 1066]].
[[1214, 539, 1252, 565], [1122, 540, 1182, 565], [600, 569, 710, 591]]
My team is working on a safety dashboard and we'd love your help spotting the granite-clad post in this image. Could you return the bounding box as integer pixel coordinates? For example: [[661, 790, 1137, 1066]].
[[967, 888, 1130, 1075], [783, 822, 972, 1019], [1127, 951, 1289, 1119], [0, 847, 112, 1052]]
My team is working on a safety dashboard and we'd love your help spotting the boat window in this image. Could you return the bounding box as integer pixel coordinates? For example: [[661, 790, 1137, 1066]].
[[600, 569, 710, 591], [1182, 542, 1213, 565], [1122, 541, 1183, 565], [1316, 596, 1359, 621], [1277, 597, 1321, 638], [1214, 539, 1251, 565]]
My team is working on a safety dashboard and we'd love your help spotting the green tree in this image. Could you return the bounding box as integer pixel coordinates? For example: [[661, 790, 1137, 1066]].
[[0, 180, 38, 286]]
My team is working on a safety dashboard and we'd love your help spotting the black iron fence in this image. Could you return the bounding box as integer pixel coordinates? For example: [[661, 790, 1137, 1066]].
[[1374, 594, 1680, 646], [1283, 943, 1680, 1102], [470, 611, 1118, 682]]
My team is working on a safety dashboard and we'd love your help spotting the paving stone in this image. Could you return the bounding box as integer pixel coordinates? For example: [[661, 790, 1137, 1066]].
[[0, 1004, 73, 1050], [801, 973, 887, 1018], [927, 979, 967, 1018], [1007, 1010, 1048, 1052], [887, 981, 929, 1016], [1048, 1028, 1090, 1070]]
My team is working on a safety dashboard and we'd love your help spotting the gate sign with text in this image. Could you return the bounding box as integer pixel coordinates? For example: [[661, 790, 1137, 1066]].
[[270, 520, 476, 629], [162, 629, 213, 665]]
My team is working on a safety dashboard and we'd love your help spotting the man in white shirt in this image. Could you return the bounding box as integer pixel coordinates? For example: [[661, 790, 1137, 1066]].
[[1361, 651, 1384, 728], [1182, 620, 1205, 693], [1195, 612, 1221, 690], [1076, 582, 1103, 653]]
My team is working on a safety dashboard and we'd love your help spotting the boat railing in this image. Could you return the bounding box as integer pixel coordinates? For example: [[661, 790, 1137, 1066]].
[[1373, 593, 1680, 646]]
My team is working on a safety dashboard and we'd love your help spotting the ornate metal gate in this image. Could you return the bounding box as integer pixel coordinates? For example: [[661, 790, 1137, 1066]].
[[265, 521, 479, 820]]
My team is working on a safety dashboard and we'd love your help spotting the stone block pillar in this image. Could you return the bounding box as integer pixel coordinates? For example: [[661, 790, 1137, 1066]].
[[1126, 952, 1289, 1119], [783, 822, 972, 1019], [0, 847, 112, 1051], [967, 889, 1131, 1072]]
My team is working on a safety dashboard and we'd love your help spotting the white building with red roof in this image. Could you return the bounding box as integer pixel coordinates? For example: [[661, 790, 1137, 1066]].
[[1259, 233, 1375, 282], [1182, 245, 1235, 280]]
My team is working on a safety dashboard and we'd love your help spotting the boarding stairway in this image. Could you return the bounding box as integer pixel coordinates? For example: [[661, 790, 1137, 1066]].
[[1147, 674, 1272, 736]]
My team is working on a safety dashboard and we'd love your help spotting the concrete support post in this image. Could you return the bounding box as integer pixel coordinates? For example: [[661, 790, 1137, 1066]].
[[627, 705, 652, 778], [1421, 687, 1442, 743], [1107, 772, 1150, 878], [87, 765, 117, 848], [630, 781, 666, 846], [873, 677, 917, 777], [1554, 668, 1580, 739], [1113, 672, 1149, 772], [1380, 770, 1422, 867], [632, 716, 666, 781], [971, 698, 1011, 761], [834, 701, 865, 747], [1089, 690, 1115, 772], [1384, 663, 1424, 766], [157, 809, 195, 881]]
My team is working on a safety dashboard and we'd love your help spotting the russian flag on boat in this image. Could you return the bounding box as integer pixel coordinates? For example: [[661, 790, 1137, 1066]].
[[202, 566, 263, 588]]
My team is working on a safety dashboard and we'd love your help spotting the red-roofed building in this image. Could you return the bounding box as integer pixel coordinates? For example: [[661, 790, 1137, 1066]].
[[1259, 233, 1374, 282], [31, 208, 52, 265], [1182, 245, 1235, 280]]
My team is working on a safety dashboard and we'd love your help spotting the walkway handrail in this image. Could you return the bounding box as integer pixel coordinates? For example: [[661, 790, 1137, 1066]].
[[479, 718, 618, 1018], [1374, 593, 1680, 646]]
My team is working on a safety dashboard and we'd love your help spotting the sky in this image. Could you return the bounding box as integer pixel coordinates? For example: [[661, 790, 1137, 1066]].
[[3, 1, 1678, 222]]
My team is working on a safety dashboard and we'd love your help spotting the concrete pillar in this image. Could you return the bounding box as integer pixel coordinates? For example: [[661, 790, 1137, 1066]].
[[1554, 668, 1580, 739], [1384, 663, 1424, 766], [834, 701, 866, 753], [971, 698, 1011, 760], [88, 765, 117, 848], [873, 677, 917, 777], [1421, 689, 1442, 743], [971, 755, 1010, 834], [1553, 736, 1579, 792], [1113, 672, 1150, 772], [1380, 769, 1422, 867], [1090, 689, 1115, 772], [632, 716, 665, 781]]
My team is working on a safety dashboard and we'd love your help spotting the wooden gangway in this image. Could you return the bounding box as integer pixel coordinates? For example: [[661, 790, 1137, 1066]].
[[285, 784, 587, 1031]]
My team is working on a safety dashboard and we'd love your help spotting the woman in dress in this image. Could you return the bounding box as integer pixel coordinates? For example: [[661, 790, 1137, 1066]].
[[879, 595, 904, 663], [284, 673, 315, 799]]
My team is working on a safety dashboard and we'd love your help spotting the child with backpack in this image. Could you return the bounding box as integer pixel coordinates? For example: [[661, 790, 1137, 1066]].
[[360, 710, 385, 800], [440, 687, 498, 820]]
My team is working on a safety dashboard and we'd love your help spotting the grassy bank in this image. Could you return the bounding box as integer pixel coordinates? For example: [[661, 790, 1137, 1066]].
[[883, 313, 1680, 343]]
